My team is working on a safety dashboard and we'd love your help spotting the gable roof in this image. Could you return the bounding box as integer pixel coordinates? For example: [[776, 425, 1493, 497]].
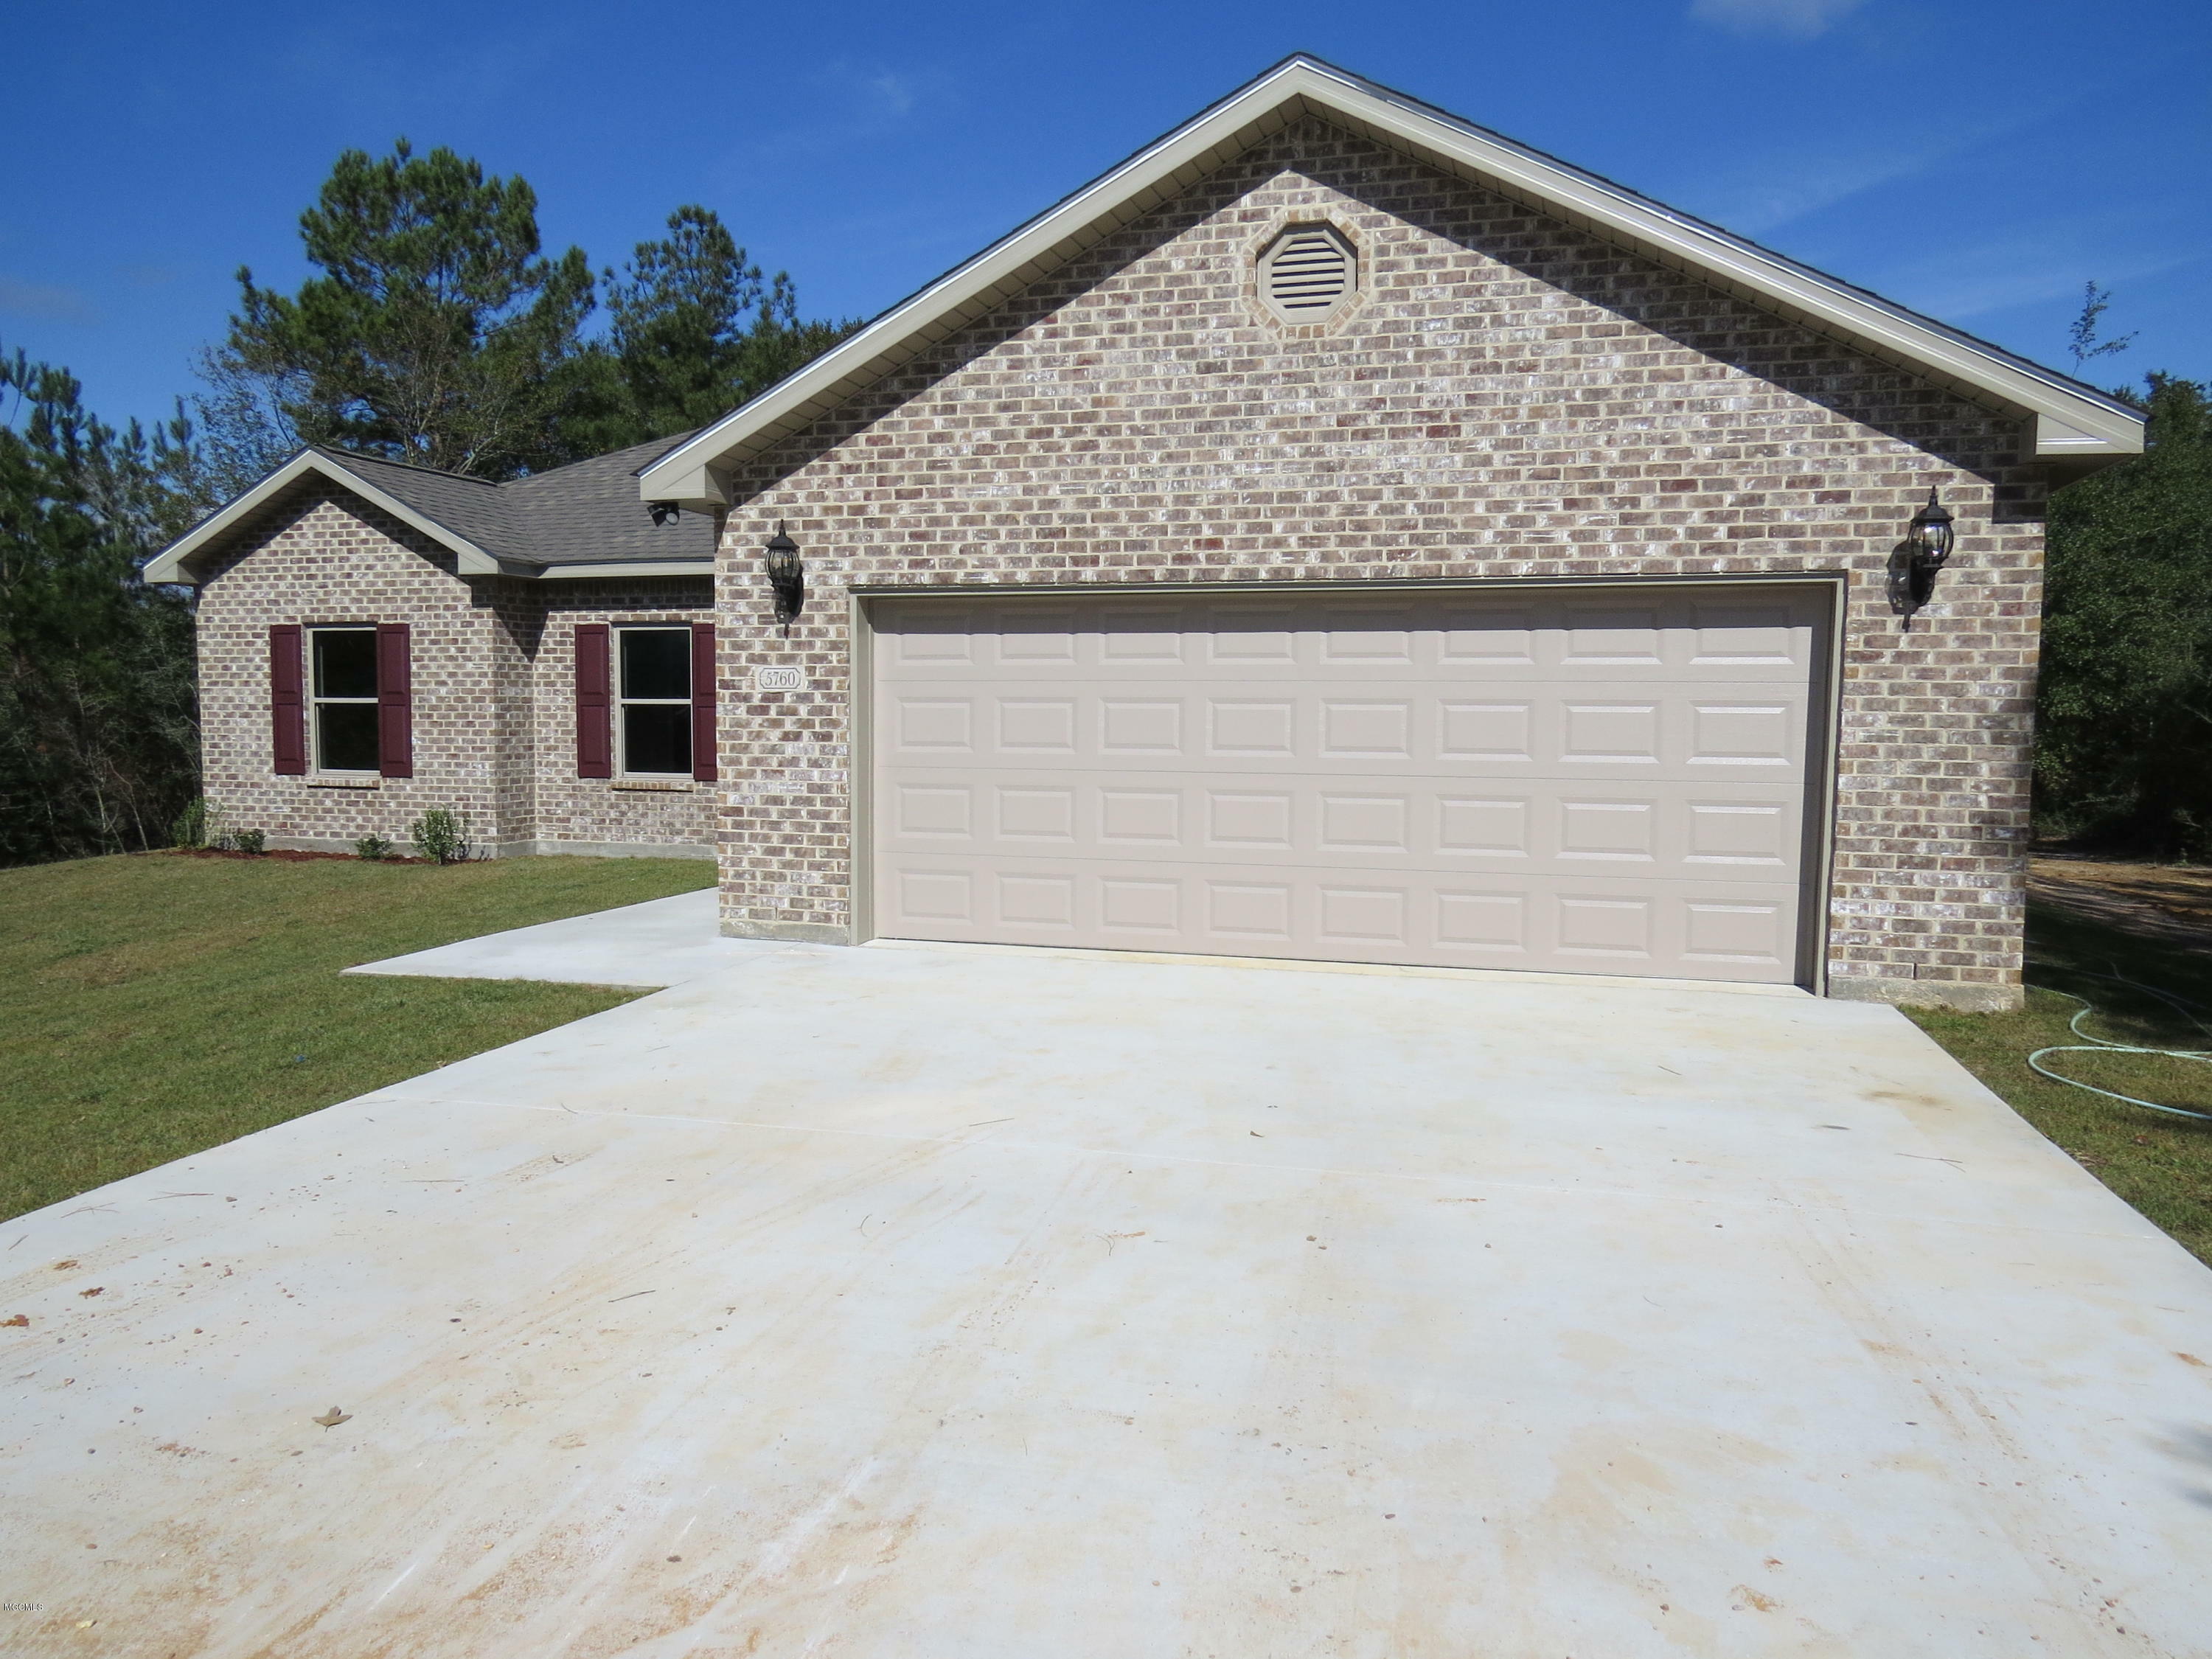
[[640, 54, 2145, 509], [145, 433, 714, 586]]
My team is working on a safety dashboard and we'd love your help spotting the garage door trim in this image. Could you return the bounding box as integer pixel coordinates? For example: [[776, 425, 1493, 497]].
[[849, 574, 1846, 991]]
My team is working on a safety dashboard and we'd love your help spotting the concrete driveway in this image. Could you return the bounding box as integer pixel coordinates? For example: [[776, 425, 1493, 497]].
[[4, 897, 2210, 1656]]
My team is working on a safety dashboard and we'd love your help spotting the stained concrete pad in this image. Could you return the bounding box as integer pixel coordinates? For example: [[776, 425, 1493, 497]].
[[4, 933, 2210, 1656]]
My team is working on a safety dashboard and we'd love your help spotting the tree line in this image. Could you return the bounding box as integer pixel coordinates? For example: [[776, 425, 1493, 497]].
[[2, 152, 2208, 868], [3, 139, 858, 864]]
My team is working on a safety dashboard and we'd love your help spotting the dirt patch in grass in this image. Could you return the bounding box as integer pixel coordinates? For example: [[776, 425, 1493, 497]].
[[2029, 855, 2212, 955], [0, 852, 715, 1222]]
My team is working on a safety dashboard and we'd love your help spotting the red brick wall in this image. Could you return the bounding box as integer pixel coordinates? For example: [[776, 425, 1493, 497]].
[[193, 487, 714, 858], [709, 121, 2043, 1009]]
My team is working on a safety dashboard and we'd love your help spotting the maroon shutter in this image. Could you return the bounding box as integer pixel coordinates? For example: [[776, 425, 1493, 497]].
[[376, 622, 414, 779], [270, 625, 306, 775], [576, 623, 612, 779], [690, 622, 717, 783]]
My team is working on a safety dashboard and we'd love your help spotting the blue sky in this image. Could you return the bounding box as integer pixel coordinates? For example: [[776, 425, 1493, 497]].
[[4, 0, 2204, 433]]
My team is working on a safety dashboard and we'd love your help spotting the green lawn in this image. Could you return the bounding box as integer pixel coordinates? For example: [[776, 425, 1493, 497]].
[[1908, 902, 2212, 1267], [0, 852, 714, 1222]]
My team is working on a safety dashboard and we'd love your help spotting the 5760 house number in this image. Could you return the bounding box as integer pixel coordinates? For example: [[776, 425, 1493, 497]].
[[752, 667, 804, 693]]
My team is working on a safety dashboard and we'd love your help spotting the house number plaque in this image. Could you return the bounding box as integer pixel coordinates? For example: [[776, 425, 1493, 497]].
[[752, 667, 804, 692]]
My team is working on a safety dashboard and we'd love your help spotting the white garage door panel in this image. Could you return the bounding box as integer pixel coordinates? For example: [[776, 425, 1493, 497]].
[[870, 588, 1825, 983], [886, 855, 1801, 974], [887, 772, 1802, 880]]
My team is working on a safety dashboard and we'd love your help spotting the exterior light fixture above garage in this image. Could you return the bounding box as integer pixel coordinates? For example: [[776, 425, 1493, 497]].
[[1888, 486, 1957, 629]]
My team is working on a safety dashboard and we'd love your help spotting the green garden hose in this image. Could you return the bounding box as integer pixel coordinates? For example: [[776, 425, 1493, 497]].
[[2025, 967, 2212, 1124]]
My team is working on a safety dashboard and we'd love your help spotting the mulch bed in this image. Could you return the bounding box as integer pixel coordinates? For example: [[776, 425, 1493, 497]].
[[166, 847, 425, 865]]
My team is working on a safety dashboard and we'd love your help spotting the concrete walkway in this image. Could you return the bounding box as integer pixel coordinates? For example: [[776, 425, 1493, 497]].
[[344, 888, 790, 987], [4, 913, 2211, 1655]]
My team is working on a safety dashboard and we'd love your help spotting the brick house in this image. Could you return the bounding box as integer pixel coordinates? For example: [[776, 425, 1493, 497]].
[[154, 58, 2144, 1009], [150, 437, 720, 859]]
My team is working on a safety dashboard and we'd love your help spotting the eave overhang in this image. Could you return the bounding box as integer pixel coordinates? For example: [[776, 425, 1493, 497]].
[[145, 451, 504, 585], [518, 560, 717, 581], [641, 55, 2143, 508]]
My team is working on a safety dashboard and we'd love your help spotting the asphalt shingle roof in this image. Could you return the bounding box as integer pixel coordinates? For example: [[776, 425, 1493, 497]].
[[319, 432, 714, 569]]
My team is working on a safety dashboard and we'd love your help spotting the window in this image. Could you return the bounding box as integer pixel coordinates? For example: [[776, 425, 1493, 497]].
[[618, 627, 693, 776], [310, 627, 380, 773]]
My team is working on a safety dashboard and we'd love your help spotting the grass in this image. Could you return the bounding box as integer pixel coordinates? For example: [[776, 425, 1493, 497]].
[[0, 851, 714, 1222], [1908, 902, 2212, 1267]]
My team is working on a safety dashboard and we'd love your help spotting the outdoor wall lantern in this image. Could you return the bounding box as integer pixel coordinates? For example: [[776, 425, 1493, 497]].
[[1887, 485, 1956, 630], [764, 522, 804, 633]]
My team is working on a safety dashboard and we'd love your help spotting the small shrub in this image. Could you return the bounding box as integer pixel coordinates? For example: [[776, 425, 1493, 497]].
[[232, 829, 268, 856], [408, 809, 472, 866], [173, 799, 232, 850], [355, 835, 396, 862]]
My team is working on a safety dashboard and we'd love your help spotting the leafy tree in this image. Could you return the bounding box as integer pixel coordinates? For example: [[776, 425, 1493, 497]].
[[0, 346, 203, 865], [199, 139, 597, 483], [2037, 375, 2212, 857], [2067, 282, 2138, 378], [574, 205, 860, 451]]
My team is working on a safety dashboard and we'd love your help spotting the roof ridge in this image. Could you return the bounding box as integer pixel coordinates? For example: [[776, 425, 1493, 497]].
[[317, 447, 505, 489]]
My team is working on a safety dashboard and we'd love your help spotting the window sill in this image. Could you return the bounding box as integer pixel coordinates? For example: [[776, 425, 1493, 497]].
[[307, 775, 382, 790], [611, 778, 695, 793]]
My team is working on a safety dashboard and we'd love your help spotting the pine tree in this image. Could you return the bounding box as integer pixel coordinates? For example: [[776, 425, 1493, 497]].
[[0, 347, 202, 864], [2037, 375, 2212, 855], [574, 205, 860, 451], [198, 139, 597, 481]]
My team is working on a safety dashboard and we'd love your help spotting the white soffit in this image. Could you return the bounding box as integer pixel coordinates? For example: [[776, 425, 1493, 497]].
[[640, 56, 2143, 506], [535, 560, 714, 580], [145, 451, 502, 585]]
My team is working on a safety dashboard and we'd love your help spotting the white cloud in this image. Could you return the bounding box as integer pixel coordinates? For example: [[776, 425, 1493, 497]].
[[1689, 0, 1865, 39], [1685, 100, 2060, 234], [0, 276, 97, 324], [863, 72, 918, 120], [1832, 202, 2205, 344], [1897, 244, 2203, 323]]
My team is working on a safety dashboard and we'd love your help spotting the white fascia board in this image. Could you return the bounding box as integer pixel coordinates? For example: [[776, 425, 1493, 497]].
[[144, 451, 502, 584], [1306, 66, 2143, 460], [638, 68, 1309, 501], [641, 463, 731, 512], [536, 560, 717, 580], [641, 57, 2140, 503]]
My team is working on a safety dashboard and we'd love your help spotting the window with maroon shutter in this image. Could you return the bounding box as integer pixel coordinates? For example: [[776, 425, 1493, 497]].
[[307, 628, 379, 772], [576, 623, 613, 779], [270, 625, 306, 775], [376, 622, 413, 778], [613, 627, 692, 776], [690, 623, 717, 783]]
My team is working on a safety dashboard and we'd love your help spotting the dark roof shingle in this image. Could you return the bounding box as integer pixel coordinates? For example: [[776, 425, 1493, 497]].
[[316, 432, 714, 570]]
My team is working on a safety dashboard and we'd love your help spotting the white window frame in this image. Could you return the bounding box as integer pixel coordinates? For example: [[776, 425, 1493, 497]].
[[309, 625, 380, 776], [615, 625, 695, 779]]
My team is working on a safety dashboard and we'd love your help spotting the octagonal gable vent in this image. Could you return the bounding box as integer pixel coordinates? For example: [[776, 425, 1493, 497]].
[[1259, 224, 1355, 321]]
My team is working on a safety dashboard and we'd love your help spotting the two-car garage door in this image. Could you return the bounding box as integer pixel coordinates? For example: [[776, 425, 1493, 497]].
[[867, 585, 1829, 984]]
